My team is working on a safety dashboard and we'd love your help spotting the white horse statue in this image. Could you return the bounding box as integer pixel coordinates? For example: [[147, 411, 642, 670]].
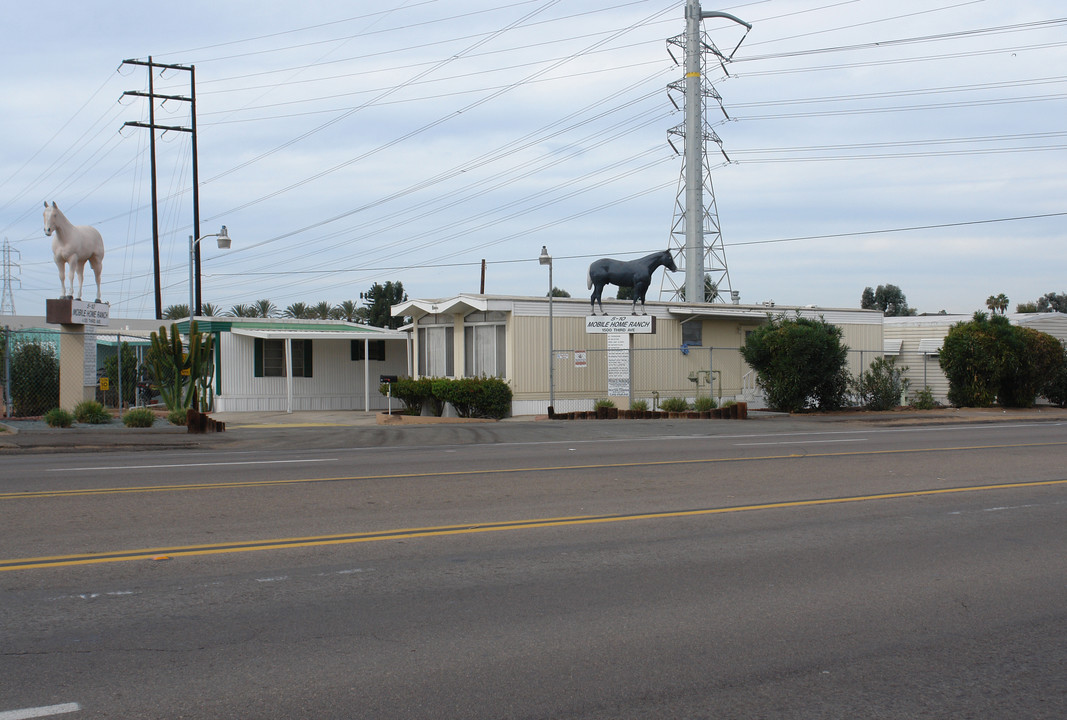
[[43, 201, 105, 302]]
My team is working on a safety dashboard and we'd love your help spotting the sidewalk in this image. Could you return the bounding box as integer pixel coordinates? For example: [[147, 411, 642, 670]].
[[2, 405, 1065, 454]]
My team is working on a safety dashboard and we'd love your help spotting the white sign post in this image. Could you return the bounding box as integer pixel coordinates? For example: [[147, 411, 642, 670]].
[[586, 316, 657, 405]]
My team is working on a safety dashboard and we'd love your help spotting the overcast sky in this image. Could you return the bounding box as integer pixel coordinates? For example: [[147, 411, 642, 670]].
[[2, 0, 1065, 319]]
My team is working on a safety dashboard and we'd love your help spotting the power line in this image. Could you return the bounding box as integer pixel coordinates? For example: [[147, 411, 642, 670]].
[[205, 211, 1067, 278], [735, 17, 1067, 62]]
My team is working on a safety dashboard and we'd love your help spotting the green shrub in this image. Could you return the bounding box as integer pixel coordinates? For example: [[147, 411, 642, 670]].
[[475, 377, 513, 419], [659, 397, 690, 413], [432, 377, 478, 417], [384, 376, 441, 416], [741, 313, 851, 412], [630, 399, 649, 411], [911, 386, 938, 410], [74, 400, 111, 424], [43, 407, 74, 428], [593, 398, 615, 409], [122, 407, 156, 428], [940, 313, 1065, 408], [431, 377, 513, 419], [168, 408, 188, 426], [10, 340, 59, 416], [693, 396, 718, 412], [855, 356, 910, 411], [1043, 356, 1067, 408]]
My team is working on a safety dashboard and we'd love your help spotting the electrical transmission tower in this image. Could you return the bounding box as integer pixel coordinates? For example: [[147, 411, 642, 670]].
[[1, 238, 19, 315], [660, 1, 750, 304]]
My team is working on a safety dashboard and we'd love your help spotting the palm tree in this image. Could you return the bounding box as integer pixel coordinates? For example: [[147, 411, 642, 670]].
[[226, 303, 255, 318], [313, 300, 331, 319], [163, 304, 189, 320], [283, 302, 311, 319], [986, 293, 1009, 315], [253, 299, 277, 318], [334, 299, 360, 322], [199, 302, 221, 317]]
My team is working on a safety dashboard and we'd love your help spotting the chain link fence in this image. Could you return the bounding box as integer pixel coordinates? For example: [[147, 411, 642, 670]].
[[2, 326, 154, 418], [548, 345, 886, 410]]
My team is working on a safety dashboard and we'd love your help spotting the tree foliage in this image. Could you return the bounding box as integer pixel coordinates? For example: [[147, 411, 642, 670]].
[[9, 340, 59, 416], [1032, 292, 1067, 313], [253, 299, 277, 318], [985, 293, 1009, 315], [939, 312, 1066, 408], [163, 304, 189, 320], [740, 314, 851, 413], [363, 281, 408, 329], [860, 284, 915, 316]]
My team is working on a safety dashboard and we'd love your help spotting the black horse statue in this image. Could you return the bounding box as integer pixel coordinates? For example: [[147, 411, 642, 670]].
[[587, 250, 678, 315]]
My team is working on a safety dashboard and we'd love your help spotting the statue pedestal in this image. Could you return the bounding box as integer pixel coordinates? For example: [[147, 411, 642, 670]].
[[47, 299, 109, 411], [57, 325, 95, 410]]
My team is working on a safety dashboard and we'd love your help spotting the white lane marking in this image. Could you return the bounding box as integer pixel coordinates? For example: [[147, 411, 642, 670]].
[[984, 503, 1043, 512], [0, 704, 81, 720], [735, 439, 867, 447], [950, 499, 1067, 516], [46, 591, 137, 602], [47, 458, 337, 472]]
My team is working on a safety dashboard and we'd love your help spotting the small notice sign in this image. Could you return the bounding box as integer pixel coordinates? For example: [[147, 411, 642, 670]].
[[574, 351, 587, 368], [585, 315, 654, 334]]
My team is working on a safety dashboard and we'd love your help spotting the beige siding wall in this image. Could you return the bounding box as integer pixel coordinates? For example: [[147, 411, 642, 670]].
[[510, 313, 882, 409], [884, 322, 952, 403], [407, 298, 883, 414]]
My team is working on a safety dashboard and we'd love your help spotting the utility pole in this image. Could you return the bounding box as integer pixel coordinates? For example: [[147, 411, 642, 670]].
[[1, 238, 19, 315], [661, 1, 750, 304], [121, 57, 201, 317]]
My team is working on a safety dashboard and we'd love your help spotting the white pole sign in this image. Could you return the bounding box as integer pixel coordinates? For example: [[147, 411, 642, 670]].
[[607, 333, 630, 397]]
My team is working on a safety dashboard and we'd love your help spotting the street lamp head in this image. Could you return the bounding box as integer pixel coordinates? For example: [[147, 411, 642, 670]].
[[538, 245, 551, 266], [216, 225, 231, 249]]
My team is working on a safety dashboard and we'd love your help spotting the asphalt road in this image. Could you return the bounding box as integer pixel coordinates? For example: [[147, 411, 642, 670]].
[[2, 419, 1065, 718]]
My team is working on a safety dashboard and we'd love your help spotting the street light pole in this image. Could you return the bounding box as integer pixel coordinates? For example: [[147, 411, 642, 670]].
[[539, 246, 554, 414], [189, 225, 231, 318]]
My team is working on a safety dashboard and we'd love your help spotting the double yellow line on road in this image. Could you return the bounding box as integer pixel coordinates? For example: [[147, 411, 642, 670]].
[[2, 477, 1065, 572]]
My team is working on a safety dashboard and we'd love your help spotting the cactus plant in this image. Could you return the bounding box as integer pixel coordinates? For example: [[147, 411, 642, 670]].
[[149, 321, 215, 411]]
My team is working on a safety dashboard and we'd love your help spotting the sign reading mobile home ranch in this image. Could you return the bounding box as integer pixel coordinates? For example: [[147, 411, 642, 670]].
[[585, 315, 655, 334]]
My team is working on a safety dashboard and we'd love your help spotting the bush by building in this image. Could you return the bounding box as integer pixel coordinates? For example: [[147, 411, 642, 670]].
[[740, 314, 851, 413], [939, 313, 1066, 408], [383, 376, 512, 419], [854, 356, 909, 411]]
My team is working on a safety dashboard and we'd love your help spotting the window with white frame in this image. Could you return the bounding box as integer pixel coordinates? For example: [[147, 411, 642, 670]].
[[463, 311, 506, 378], [417, 318, 454, 377]]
